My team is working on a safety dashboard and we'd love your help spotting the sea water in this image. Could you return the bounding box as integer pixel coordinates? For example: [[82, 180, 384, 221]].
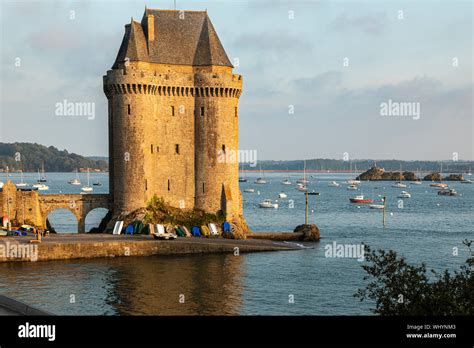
[[0, 172, 472, 315]]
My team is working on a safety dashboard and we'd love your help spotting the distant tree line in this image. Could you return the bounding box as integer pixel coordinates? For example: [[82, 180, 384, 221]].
[[0, 142, 108, 172], [242, 159, 474, 172]]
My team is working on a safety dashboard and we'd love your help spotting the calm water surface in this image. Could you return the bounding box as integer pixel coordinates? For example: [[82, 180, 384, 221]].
[[0, 172, 472, 315]]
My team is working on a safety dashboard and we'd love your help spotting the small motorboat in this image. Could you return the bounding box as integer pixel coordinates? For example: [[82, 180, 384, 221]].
[[238, 177, 248, 182], [347, 184, 358, 190], [259, 199, 278, 209], [369, 204, 385, 209], [392, 182, 407, 188], [347, 179, 361, 185], [278, 192, 287, 198], [93, 181, 102, 186], [33, 184, 49, 191], [69, 178, 81, 185], [460, 179, 473, 184], [244, 188, 255, 193], [410, 181, 422, 185], [281, 178, 292, 185], [328, 181, 340, 187], [438, 188, 458, 196], [254, 177, 267, 184], [349, 195, 373, 204], [430, 182, 448, 188], [307, 191, 320, 196], [398, 191, 411, 198]]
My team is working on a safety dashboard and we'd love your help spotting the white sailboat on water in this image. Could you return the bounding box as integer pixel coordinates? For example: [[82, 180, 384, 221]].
[[346, 162, 361, 185], [297, 160, 309, 184], [16, 170, 28, 187], [81, 169, 93, 193], [69, 169, 81, 185], [254, 164, 267, 184]]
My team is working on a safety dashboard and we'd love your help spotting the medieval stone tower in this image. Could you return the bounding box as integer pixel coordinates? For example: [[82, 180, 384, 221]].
[[103, 9, 243, 222]]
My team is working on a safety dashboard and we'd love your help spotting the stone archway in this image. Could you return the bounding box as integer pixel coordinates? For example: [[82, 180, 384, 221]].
[[44, 208, 81, 233], [84, 207, 110, 233]]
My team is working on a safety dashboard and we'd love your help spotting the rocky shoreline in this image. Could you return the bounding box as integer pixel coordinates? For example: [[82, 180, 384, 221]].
[[357, 166, 465, 181]]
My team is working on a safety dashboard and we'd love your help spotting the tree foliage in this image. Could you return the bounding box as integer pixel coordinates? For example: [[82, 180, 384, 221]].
[[355, 240, 473, 315], [0, 142, 108, 172]]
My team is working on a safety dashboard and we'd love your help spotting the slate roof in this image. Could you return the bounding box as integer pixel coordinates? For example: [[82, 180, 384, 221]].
[[112, 9, 232, 68]]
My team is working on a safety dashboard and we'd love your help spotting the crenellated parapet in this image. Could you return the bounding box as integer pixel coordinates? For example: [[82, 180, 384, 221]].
[[103, 66, 242, 99]]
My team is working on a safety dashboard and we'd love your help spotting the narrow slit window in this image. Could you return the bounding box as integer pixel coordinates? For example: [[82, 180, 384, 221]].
[[127, 104, 131, 115], [151, 144, 153, 154], [222, 144, 226, 154], [175, 144, 180, 154], [202, 182, 205, 194], [145, 179, 148, 191], [200, 106, 205, 116], [168, 179, 170, 191], [235, 107, 238, 117], [171, 106, 175, 116]]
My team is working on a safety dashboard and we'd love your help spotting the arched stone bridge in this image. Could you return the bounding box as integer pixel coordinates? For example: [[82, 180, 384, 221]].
[[0, 181, 112, 233], [39, 194, 112, 233]]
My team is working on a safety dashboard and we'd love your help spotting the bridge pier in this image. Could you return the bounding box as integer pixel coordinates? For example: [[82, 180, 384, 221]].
[[78, 217, 86, 234]]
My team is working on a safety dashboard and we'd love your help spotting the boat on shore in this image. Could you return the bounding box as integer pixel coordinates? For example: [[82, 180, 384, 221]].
[[259, 199, 278, 209], [349, 195, 373, 204]]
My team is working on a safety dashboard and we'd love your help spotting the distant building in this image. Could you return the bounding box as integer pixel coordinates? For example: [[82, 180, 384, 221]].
[[103, 9, 244, 221]]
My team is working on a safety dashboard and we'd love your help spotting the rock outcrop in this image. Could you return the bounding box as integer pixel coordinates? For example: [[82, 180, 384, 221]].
[[357, 166, 418, 181], [293, 224, 320, 242]]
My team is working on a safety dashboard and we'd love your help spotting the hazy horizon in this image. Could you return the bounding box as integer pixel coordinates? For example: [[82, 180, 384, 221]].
[[1, 0, 472, 160]]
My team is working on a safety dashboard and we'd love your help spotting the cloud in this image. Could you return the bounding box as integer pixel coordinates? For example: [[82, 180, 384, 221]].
[[232, 30, 309, 52], [330, 12, 388, 36], [291, 71, 343, 92]]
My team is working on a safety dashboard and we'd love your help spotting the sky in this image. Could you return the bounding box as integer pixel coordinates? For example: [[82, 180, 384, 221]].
[[0, 0, 472, 161]]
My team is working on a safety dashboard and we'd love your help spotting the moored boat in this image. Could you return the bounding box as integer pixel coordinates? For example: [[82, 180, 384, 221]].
[[349, 195, 373, 204], [278, 192, 287, 198], [328, 181, 340, 187], [392, 182, 407, 188], [259, 199, 278, 209], [347, 184, 358, 190], [438, 188, 458, 196], [398, 191, 411, 198]]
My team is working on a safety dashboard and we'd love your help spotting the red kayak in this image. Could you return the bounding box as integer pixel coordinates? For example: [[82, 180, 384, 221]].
[[350, 195, 373, 204]]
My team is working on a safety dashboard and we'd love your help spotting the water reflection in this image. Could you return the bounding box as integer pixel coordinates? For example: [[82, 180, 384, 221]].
[[0, 253, 244, 316]]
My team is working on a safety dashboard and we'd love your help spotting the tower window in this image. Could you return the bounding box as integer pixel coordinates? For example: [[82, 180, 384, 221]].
[[145, 179, 148, 191], [235, 107, 238, 117], [200, 106, 205, 116], [151, 144, 153, 154], [222, 144, 226, 153], [175, 144, 180, 154], [202, 182, 205, 193], [168, 179, 171, 191], [156, 146, 159, 153], [171, 106, 175, 116], [127, 104, 131, 115]]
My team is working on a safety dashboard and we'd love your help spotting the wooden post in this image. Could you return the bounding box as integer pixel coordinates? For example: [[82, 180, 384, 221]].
[[382, 196, 386, 228], [305, 191, 308, 225]]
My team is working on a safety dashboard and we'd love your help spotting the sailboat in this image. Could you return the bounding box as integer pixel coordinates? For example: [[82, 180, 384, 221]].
[[38, 162, 47, 182], [430, 162, 448, 188], [411, 168, 422, 185], [68, 169, 81, 185], [346, 162, 361, 185], [392, 165, 407, 188], [238, 162, 247, 182], [296, 160, 309, 184], [81, 169, 93, 192], [32, 170, 49, 190], [16, 170, 28, 187], [254, 164, 267, 184]]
